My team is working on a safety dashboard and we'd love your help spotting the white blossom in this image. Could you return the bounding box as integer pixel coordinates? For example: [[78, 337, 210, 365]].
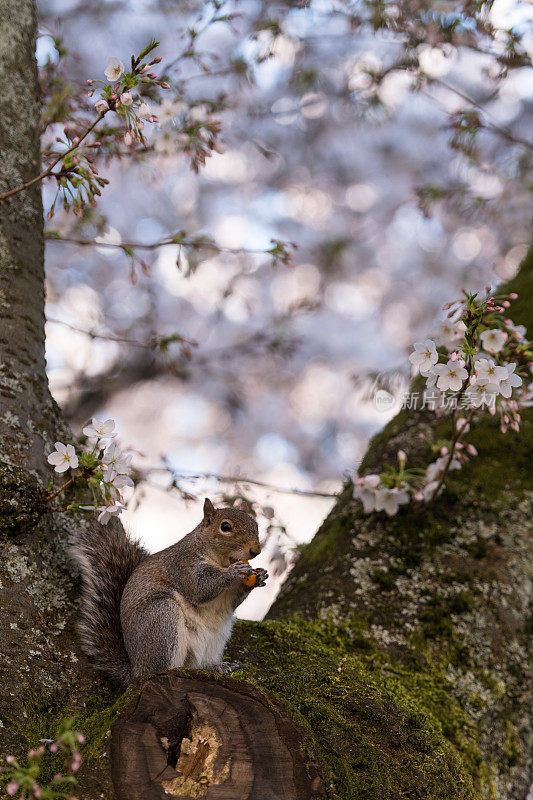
[[138, 102, 152, 120], [421, 480, 442, 502], [498, 363, 522, 398], [480, 328, 507, 353], [425, 455, 460, 483], [353, 474, 381, 513], [47, 442, 79, 473], [506, 321, 526, 340], [409, 339, 438, 375], [374, 486, 410, 517], [438, 320, 466, 348], [83, 417, 116, 441], [120, 92, 133, 106], [94, 99, 109, 114], [97, 504, 126, 524], [104, 470, 134, 489], [424, 370, 438, 389], [465, 384, 497, 408], [104, 57, 124, 82], [102, 443, 132, 475], [432, 359, 468, 391], [474, 358, 507, 389]]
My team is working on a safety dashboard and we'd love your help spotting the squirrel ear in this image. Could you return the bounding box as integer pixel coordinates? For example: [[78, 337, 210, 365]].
[[203, 498, 215, 524]]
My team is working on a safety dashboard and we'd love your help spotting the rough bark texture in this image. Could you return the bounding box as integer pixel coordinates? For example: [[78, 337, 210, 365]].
[[0, 5, 113, 797], [0, 1, 67, 490]]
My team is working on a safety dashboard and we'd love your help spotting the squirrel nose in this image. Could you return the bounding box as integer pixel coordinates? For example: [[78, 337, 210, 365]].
[[249, 547, 260, 558]]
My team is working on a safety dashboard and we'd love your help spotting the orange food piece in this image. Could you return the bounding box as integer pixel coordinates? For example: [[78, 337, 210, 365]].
[[238, 559, 257, 587]]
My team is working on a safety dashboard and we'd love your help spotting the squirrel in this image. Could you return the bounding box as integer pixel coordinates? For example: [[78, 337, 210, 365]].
[[71, 498, 268, 685]]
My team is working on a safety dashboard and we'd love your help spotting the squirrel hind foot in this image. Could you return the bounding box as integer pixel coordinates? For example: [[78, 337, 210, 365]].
[[213, 661, 240, 674]]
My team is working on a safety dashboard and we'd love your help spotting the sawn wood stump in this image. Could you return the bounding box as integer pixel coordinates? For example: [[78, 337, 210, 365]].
[[110, 671, 326, 799]]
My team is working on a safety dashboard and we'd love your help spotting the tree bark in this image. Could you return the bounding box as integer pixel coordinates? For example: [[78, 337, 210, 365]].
[[0, 5, 114, 797]]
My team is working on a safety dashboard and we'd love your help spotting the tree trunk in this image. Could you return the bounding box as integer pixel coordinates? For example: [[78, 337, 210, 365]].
[[0, 3, 531, 800], [0, 5, 114, 797]]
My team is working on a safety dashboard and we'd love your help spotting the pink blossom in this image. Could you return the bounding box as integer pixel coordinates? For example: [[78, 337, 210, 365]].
[[6, 782, 19, 796]]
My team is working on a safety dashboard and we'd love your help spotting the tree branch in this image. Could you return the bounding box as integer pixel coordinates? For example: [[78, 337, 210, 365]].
[[0, 111, 106, 202]]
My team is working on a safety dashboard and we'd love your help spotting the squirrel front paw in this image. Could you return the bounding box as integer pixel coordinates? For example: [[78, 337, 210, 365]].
[[253, 567, 269, 587], [227, 561, 254, 582]]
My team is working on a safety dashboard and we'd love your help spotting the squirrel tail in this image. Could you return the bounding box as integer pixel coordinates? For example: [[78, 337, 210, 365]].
[[70, 517, 148, 686]]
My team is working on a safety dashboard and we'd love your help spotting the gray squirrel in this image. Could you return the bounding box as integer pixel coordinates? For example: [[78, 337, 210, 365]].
[[71, 498, 268, 685]]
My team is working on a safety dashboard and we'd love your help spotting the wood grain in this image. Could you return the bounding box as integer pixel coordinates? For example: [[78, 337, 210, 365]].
[[110, 671, 326, 799]]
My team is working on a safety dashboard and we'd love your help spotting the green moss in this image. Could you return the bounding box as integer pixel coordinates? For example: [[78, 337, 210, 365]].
[[302, 509, 353, 565], [502, 721, 520, 766], [226, 617, 486, 800], [14, 686, 131, 784], [372, 568, 396, 590]]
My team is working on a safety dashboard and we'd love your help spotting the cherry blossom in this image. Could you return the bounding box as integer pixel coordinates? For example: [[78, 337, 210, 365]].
[[465, 384, 496, 408], [409, 339, 438, 375], [120, 92, 133, 106], [104, 470, 133, 487], [474, 358, 507, 390], [94, 99, 109, 114], [102, 443, 132, 474], [47, 442, 79, 473], [83, 417, 116, 440], [498, 363, 523, 398], [97, 504, 126, 524], [420, 480, 442, 502], [438, 320, 466, 348], [425, 456, 460, 483], [374, 486, 409, 516], [138, 102, 152, 120], [432, 359, 468, 391], [104, 57, 124, 82], [353, 474, 381, 513], [480, 328, 507, 353]]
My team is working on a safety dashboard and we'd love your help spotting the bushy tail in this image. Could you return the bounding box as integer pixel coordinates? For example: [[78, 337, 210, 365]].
[[70, 517, 148, 686]]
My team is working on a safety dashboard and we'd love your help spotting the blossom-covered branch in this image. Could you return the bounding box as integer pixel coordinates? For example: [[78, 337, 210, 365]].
[[45, 418, 133, 523], [0, 41, 167, 211], [353, 288, 531, 517]]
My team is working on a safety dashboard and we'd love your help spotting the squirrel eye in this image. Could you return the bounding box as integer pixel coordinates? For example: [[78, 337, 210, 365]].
[[220, 521, 232, 532]]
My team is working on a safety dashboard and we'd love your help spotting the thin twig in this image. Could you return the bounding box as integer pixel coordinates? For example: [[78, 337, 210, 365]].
[[430, 79, 533, 150], [44, 231, 277, 257], [46, 317, 196, 349], [44, 475, 77, 502], [147, 466, 339, 499], [427, 406, 476, 505], [0, 112, 106, 202]]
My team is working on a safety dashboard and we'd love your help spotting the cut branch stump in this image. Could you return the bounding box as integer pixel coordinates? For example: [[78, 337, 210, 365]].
[[110, 671, 326, 799]]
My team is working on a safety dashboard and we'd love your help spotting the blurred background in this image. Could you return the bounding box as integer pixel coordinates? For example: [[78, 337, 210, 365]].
[[37, 0, 532, 618]]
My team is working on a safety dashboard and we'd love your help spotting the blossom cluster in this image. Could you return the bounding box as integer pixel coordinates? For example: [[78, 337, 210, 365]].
[[88, 41, 167, 150], [2, 719, 84, 799], [354, 289, 531, 516], [45, 41, 168, 219], [47, 417, 133, 523]]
